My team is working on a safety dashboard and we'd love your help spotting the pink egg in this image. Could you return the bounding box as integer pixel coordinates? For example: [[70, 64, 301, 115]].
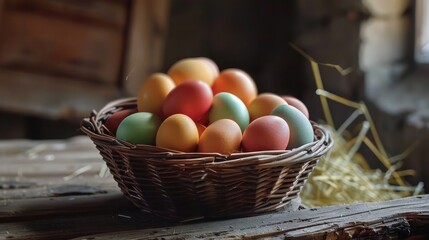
[[281, 95, 309, 119], [242, 115, 290, 152]]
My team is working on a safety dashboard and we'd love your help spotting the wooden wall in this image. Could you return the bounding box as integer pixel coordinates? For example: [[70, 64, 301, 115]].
[[0, 0, 364, 139], [0, 0, 171, 139]]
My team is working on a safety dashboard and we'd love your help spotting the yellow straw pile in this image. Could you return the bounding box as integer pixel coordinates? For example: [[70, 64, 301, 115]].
[[291, 44, 424, 207]]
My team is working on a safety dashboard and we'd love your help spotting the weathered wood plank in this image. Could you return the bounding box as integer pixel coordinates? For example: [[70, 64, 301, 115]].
[[0, 136, 97, 153], [5, 0, 127, 28], [1, 178, 118, 200], [123, 0, 170, 95], [0, 136, 107, 180], [0, 185, 284, 240], [0, 151, 102, 164], [0, 191, 131, 220], [0, 162, 105, 179], [3, 192, 428, 240], [1, 212, 165, 240], [0, 69, 120, 119], [0, 10, 124, 84], [73, 195, 429, 240], [0, 179, 163, 240], [1, 138, 428, 239], [0, 0, 127, 84], [0, 137, 99, 162]]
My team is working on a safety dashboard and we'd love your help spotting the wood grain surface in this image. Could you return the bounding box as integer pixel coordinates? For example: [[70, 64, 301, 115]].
[[1, 136, 428, 240], [0, 0, 126, 84]]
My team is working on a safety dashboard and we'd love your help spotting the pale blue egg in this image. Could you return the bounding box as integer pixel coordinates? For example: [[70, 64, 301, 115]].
[[271, 104, 314, 149]]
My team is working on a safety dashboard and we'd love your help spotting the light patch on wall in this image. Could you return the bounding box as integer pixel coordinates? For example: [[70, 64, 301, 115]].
[[415, 0, 429, 63]]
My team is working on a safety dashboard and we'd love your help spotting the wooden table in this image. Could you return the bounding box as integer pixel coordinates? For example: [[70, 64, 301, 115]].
[[1, 136, 428, 240]]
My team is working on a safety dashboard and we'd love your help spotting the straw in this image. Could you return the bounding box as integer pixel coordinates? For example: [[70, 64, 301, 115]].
[[292, 44, 424, 207]]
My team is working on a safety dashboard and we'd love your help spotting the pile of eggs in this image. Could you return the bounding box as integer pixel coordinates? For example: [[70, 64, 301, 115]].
[[104, 57, 314, 154]]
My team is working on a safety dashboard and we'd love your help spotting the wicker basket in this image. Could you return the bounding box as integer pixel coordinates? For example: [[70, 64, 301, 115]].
[[80, 98, 333, 221]]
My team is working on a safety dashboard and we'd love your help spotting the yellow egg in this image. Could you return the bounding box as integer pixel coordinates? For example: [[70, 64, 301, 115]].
[[196, 57, 219, 78], [137, 73, 175, 117], [167, 58, 216, 86], [156, 114, 199, 152], [198, 119, 242, 155], [248, 93, 287, 121]]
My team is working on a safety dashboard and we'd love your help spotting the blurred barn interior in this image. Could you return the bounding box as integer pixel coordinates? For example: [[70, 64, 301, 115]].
[[0, 0, 427, 188]]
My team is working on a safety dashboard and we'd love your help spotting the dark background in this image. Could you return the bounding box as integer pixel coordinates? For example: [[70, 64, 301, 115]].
[[0, 0, 427, 187], [0, 0, 363, 139]]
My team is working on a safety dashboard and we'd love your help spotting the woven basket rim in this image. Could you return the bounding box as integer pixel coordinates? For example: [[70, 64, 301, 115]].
[[80, 97, 333, 166]]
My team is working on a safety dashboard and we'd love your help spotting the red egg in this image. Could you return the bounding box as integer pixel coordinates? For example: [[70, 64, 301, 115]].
[[163, 81, 213, 121], [104, 108, 137, 136], [242, 115, 290, 152]]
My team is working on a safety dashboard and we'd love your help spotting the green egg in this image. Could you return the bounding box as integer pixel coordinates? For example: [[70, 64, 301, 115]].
[[116, 112, 161, 145], [209, 92, 249, 132], [271, 104, 314, 149]]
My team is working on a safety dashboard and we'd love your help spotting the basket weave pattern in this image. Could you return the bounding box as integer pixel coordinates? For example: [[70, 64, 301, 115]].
[[81, 98, 333, 220]]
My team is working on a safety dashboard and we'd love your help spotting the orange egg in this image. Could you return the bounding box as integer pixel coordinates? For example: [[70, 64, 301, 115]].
[[137, 73, 175, 116], [248, 93, 287, 121], [198, 119, 242, 155], [212, 68, 258, 107], [156, 114, 199, 152], [242, 115, 290, 152], [167, 58, 216, 86], [281, 95, 309, 119]]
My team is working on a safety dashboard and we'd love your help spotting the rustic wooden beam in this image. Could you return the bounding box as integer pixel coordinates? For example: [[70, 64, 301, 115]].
[[0, 69, 120, 120], [74, 195, 429, 240]]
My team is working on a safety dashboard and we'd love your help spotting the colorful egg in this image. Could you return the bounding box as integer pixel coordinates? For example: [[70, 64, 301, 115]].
[[209, 92, 249, 132], [156, 114, 199, 152], [212, 68, 257, 106], [163, 81, 213, 122], [137, 73, 175, 117], [104, 108, 137, 136], [197, 57, 219, 79], [282, 95, 310, 119], [167, 58, 216, 86], [198, 119, 242, 154], [242, 115, 290, 152], [271, 104, 314, 149], [116, 112, 161, 145], [248, 93, 287, 121]]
